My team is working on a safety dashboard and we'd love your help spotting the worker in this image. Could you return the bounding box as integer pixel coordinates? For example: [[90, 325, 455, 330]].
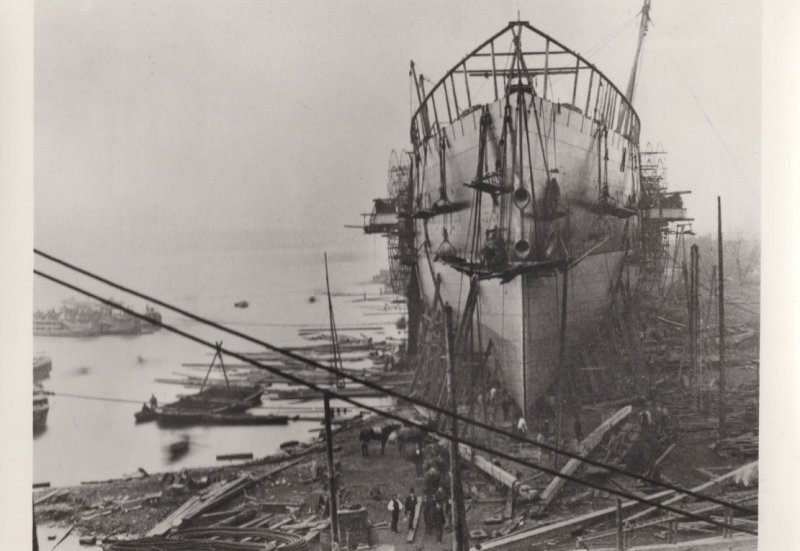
[[423, 494, 433, 535], [149, 394, 158, 408], [574, 416, 583, 442], [387, 494, 403, 533], [359, 427, 371, 457], [658, 406, 670, 435], [501, 394, 512, 421], [413, 444, 424, 475], [434, 486, 450, 529], [404, 488, 417, 530], [432, 501, 446, 543]]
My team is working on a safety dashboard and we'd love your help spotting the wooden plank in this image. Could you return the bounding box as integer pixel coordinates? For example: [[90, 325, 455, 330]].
[[653, 443, 677, 468], [503, 490, 514, 520], [586, 533, 757, 550], [624, 461, 758, 524], [479, 487, 676, 551], [33, 488, 62, 506], [217, 453, 254, 461], [538, 406, 632, 510], [457, 442, 519, 488], [406, 498, 423, 543]]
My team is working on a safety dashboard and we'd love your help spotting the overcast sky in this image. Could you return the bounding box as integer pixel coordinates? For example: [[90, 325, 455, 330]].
[[34, 0, 760, 257]]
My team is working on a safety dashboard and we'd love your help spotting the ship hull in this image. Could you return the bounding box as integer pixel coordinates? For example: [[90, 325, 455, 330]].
[[413, 97, 636, 417]]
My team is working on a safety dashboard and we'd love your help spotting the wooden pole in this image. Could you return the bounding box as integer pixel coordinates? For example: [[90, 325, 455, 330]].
[[616, 498, 624, 550], [686, 255, 695, 401], [690, 245, 700, 406], [693, 245, 701, 405], [554, 266, 569, 470], [444, 305, 469, 551], [717, 197, 726, 438], [323, 393, 339, 546]]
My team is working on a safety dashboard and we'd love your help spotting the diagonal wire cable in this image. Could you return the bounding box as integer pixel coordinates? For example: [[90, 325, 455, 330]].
[[33, 267, 756, 536], [33, 248, 755, 516]]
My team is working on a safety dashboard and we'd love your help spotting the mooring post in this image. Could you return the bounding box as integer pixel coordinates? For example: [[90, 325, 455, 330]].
[[717, 197, 726, 439], [323, 392, 339, 546], [444, 305, 469, 551]]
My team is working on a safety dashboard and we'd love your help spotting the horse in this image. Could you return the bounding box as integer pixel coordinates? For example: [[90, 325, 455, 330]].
[[395, 426, 432, 452], [359, 423, 401, 455]]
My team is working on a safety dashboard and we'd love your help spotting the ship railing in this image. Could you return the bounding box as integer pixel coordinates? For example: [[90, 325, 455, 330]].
[[410, 21, 640, 149]]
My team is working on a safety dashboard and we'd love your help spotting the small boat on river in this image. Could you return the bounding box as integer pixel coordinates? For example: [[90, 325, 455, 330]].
[[33, 388, 50, 434], [167, 436, 190, 460]]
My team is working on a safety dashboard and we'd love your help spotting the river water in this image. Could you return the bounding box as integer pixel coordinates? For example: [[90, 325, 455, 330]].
[[33, 245, 402, 487]]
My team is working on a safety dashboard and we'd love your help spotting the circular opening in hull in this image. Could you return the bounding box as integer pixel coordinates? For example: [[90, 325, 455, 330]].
[[514, 239, 531, 259], [513, 187, 531, 209]]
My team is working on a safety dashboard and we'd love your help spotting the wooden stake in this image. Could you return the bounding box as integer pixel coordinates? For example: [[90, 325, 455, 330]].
[[324, 393, 339, 546], [616, 498, 625, 550], [717, 197, 726, 438], [444, 305, 469, 551]]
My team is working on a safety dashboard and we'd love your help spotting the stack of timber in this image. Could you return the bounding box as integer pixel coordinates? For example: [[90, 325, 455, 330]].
[[147, 456, 310, 537]]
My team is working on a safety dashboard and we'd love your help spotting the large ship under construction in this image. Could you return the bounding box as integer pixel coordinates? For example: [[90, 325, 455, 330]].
[[363, 3, 690, 419]]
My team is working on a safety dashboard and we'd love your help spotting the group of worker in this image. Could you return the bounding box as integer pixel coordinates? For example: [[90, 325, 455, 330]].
[[386, 486, 449, 543]]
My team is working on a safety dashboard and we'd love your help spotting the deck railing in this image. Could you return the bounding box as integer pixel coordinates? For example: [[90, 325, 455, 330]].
[[411, 21, 640, 148]]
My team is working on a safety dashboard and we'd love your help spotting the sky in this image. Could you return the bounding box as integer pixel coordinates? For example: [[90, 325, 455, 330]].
[[33, 0, 761, 258]]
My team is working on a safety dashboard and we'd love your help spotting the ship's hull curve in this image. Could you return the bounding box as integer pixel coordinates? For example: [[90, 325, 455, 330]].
[[413, 94, 637, 417]]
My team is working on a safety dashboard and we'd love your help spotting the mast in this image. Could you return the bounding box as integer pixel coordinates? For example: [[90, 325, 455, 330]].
[[324, 253, 345, 389], [622, 0, 652, 106]]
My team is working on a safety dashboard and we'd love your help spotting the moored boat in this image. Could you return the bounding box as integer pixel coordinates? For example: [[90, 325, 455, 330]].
[[33, 388, 50, 433], [137, 384, 264, 425], [34, 298, 163, 337], [33, 355, 53, 382]]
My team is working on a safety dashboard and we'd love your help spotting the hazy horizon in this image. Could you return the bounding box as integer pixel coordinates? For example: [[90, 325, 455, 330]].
[[34, 0, 761, 260]]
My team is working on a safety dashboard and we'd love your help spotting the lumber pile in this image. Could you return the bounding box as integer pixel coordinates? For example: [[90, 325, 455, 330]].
[[147, 473, 254, 536]]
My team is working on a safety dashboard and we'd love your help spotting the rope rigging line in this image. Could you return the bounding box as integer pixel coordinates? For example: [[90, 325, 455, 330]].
[[32, 249, 755, 517], [32, 266, 757, 536]]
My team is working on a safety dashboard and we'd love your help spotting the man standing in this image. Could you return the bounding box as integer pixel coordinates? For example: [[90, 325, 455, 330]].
[[432, 501, 445, 543], [413, 444, 424, 475], [423, 494, 433, 535], [387, 494, 403, 533], [573, 416, 583, 442], [404, 488, 417, 530], [359, 428, 370, 457]]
